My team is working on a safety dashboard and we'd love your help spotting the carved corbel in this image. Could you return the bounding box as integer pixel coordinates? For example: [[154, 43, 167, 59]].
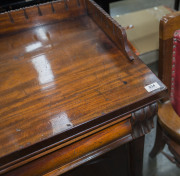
[[130, 103, 158, 139]]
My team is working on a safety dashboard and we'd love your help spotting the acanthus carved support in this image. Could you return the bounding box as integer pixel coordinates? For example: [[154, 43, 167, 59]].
[[130, 103, 158, 139]]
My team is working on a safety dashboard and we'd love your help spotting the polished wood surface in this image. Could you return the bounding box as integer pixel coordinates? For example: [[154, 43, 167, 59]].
[[158, 101, 180, 142], [2, 118, 132, 176], [0, 0, 167, 175], [159, 11, 180, 93], [0, 3, 166, 163], [160, 11, 180, 40], [86, 0, 135, 61], [61, 143, 129, 176], [0, 0, 87, 36]]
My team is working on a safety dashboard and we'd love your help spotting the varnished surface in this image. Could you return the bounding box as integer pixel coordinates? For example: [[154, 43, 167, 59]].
[[0, 0, 87, 36], [0, 0, 134, 62], [0, 0, 167, 172], [158, 101, 180, 142], [86, 0, 135, 61], [60, 144, 129, 176], [3, 119, 132, 176], [0, 15, 166, 161], [160, 11, 180, 40], [159, 12, 180, 93]]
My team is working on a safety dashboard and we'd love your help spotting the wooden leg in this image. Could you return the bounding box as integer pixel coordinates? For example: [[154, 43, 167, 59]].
[[149, 121, 166, 158], [128, 136, 145, 176], [174, 0, 180, 11]]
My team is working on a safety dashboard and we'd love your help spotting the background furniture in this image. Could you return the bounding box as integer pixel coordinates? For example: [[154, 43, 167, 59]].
[[0, 0, 167, 176], [0, 0, 120, 13], [175, 0, 180, 10], [94, 0, 180, 13], [150, 11, 180, 167], [94, 0, 120, 13], [0, 0, 179, 14]]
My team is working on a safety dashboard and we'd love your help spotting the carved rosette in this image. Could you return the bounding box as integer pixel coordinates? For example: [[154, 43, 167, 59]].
[[131, 103, 158, 139]]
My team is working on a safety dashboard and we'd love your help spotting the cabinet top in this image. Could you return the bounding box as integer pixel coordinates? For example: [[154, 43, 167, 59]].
[[0, 0, 167, 171]]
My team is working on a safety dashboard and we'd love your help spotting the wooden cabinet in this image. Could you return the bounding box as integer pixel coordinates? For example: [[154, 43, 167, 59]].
[[0, 0, 167, 175]]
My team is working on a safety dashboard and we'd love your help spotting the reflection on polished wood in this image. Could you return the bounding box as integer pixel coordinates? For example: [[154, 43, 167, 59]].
[[3, 118, 132, 176], [0, 0, 167, 175]]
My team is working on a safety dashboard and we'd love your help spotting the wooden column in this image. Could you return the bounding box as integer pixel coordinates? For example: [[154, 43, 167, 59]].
[[128, 136, 145, 176]]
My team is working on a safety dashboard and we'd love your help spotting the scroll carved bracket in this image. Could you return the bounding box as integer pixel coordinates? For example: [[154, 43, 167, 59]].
[[130, 103, 158, 139]]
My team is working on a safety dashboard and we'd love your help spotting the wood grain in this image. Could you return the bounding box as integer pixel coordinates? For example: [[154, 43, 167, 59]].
[[150, 11, 180, 168], [0, 0, 167, 175], [86, 0, 135, 61], [131, 103, 157, 139], [2, 119, 132, 176], [158, 101, 180, 142], [0, 0, 87, 36], [0, 9, 167, 165], [159, 11, 180, 40], [159, 11, 180, 93]]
